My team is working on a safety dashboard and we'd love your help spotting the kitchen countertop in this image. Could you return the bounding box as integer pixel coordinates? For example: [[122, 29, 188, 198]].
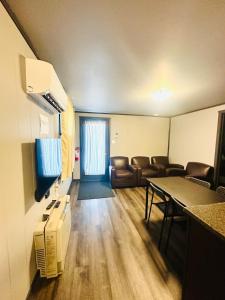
[[184, 202, 225, 241]]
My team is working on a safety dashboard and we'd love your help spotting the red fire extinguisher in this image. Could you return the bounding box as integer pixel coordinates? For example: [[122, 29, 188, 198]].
[[75, 147, 80, 161]]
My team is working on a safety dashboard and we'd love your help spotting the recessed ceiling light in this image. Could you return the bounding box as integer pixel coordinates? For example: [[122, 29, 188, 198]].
[[153, 114, 159, 116], [152, 88, 172, 101]]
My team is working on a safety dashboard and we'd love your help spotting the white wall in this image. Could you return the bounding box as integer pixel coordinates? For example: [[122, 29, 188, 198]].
[[0, 4, 60, 299], [74, 112, 170, 179], [169, 104, 225, 167]]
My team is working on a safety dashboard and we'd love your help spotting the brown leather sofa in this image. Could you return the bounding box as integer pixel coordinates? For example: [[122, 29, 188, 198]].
[[166, 161, 214, 183], [109, 156, 138, 188], [151, 156, 184, 177], [131, 156, 159, 186]]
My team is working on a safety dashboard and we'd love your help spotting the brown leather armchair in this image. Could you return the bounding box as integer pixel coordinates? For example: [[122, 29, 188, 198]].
[[109, 156, 138, 188], [151, 156, 184, 177], [166, 162, 214, 183], [131, 156, 159, 186]]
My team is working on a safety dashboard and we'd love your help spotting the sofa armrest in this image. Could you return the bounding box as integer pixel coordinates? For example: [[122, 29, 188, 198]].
[[149, 164, 166, 177], [128, 164, 138, 173], [168, 163, 184, 169], [147, 164, 165, 177], [132, 165, 142, 185], [109, 166, 116, 180]]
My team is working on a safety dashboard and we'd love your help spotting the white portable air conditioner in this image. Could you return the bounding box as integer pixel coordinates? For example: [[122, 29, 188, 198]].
[[25, 58, 67, 113], [34, 195, 71, 278]]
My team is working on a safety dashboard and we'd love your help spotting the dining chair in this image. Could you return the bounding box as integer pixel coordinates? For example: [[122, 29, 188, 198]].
[[147, 183, 186, 252], [185, 176, 211, 189], [216, 186, 225, 198], [165, 178, 211, 253], [147, 183, 174, 249], [164, 197, 185, 253]]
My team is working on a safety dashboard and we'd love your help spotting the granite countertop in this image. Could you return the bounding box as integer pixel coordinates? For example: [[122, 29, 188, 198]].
[[184, 202, 225, 241]]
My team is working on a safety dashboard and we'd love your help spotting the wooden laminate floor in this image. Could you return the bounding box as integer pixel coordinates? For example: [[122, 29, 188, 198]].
[[28, 184, 185, 300]]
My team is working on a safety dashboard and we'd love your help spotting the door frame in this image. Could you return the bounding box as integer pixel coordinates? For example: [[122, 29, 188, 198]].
[[79, 116, 110, 182], [214, 110, 225, 187]]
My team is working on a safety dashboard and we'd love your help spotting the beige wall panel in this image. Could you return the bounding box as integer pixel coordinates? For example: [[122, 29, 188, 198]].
[[0, 209, 11, 300], [169, 104, 225, 167], [0, 3, 59, 299]]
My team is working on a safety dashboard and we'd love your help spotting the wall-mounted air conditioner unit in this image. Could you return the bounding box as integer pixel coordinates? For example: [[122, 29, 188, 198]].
[[34, 195, 71, 278], [25, 58, 67, 113]]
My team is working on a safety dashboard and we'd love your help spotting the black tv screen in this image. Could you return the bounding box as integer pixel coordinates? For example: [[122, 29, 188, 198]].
[[35, 138, 62, 201]]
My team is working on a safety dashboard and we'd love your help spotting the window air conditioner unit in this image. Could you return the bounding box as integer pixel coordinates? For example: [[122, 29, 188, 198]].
[[25, 58, 67, 113], [33, 195, 71, 278]]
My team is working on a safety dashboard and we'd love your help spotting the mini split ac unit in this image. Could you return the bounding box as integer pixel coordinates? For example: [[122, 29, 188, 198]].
[[25, 58, 67, 113], [34, 195, 71, 278]]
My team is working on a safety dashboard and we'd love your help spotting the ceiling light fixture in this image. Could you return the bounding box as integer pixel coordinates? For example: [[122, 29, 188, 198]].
[[152, 88, 172, 101]]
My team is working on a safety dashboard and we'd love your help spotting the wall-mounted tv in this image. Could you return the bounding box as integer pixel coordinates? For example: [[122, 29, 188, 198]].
[[35, 138, 62, 201]]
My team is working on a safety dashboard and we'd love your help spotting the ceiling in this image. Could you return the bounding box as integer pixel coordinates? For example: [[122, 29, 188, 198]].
[[5, 0, 225, 116]]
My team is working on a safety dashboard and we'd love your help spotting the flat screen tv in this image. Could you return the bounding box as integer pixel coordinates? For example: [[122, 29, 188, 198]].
[[35, 138, 62, 201]]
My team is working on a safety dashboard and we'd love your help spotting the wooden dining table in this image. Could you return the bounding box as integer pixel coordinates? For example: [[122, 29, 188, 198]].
[[145, 176, 225, 219]]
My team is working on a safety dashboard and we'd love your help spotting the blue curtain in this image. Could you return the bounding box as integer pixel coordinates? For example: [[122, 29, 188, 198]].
[[84, 119, 106, 175]]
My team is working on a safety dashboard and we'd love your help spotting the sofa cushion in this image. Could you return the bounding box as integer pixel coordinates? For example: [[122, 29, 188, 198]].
[[166, 168, 187, 177], [115, 170, 133, 178], [142, 168, 158, 177]]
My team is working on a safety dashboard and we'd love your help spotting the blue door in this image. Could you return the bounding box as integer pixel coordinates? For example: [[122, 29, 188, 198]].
[[80, 117, 110, 181]]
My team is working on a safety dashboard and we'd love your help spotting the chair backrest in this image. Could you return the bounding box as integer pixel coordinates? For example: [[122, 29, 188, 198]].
[[149, 183, 167, 202], [216, 186, 225, 198], [186, 162, 213, 181], [186, 176, 211, 189], [151, 156, 169, 166], [170, 197, 185, 215], [131, 156, 150, 168], [110, 156, 129, 169]]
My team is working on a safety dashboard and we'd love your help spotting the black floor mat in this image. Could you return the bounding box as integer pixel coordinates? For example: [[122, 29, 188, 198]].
[[69, 181, 115, 200]]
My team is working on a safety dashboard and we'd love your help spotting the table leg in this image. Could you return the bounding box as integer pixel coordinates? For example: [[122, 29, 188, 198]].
[[145, 184, 149, 219]]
